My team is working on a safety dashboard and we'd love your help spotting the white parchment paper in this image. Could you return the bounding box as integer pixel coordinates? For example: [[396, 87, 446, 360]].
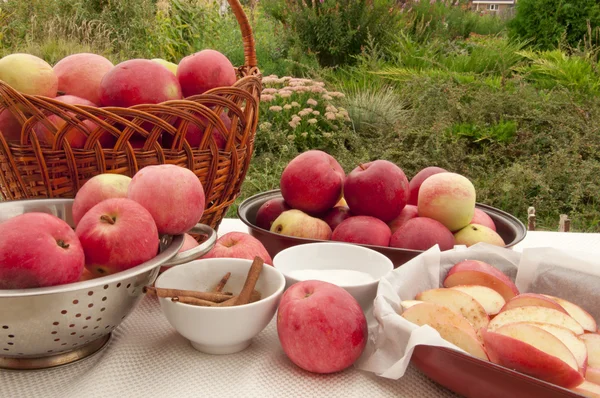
[[355, 243, 600, 379]]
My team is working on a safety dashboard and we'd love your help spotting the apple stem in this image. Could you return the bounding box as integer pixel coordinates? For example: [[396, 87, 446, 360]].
[[100, 215, 116, 225], [56, 239, 70, 249], [358, 163, 366, 170]]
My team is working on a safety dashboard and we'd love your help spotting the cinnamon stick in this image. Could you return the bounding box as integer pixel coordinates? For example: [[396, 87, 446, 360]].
[[235, 256, 264, 305], [212, 272, 231, 293], [144, 286, 232, 303], [214, 296, 238, 307], [171, 296, 215, 307]]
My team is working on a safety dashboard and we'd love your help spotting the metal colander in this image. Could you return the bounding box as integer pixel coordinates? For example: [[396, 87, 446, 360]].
[[0, 198, 216, 370]]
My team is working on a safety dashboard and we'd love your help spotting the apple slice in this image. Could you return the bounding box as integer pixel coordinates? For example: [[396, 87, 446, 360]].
[[401, 300, 423, 309], [482, 323, 584, 388], [401, 302, 477, 339], [443, 260, 519, 301], [581, 333, 600, 384], [522, 322, 588, 372], [488, 306, 585, 335], [542, 295, 598, 333], [500, 293, 568, 315], [415, 288, 489, 332], [449, 285, 505, 316], [423, 319, 489, 361], [571, 381, 600, 398], [587, 368, 600, 385]]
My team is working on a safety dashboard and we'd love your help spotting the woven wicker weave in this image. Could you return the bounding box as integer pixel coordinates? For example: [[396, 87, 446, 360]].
[[0, 0, 261, 232]]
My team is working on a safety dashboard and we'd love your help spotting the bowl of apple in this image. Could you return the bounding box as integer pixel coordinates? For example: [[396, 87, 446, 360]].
[[238, 150, 527, 268]]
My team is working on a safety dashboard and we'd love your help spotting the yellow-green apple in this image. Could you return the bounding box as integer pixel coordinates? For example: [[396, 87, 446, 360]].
[[270, 209, 332, 240], [276, 280, 368, 373], [0, 53, 58, 97], [443, 260, 519, 301], [0, 212, 84, 288], [488, 306, 585, 335], [454, 223, 505, 247], [449, 285, 506, 316], [72, 173, 132, 226], [177, 49, 236, 97], [75, 198, 159, 276], [415, 288, 489, 332], [401, 302, 478, 341], [32, 94, 115, 149], [331, 215, 391, 246], [255, 198, 291, 231], [401, 300, 423, 309], [522, 322, 588, 372], [471, 208, 496, 231], [127, 164, 205, 235], [344, 160, 409, 222], [99, 59, 182, 107], [388, 204, 419, 234], [321, 206, 352, 232], [151, 58, 178, 75], [0, 109, 22, 142], [571, 381, 600, 397], [202, 231, 273, 265], [389, 217, 455, 251], [542, 295, 597, 333], [417, 172, 476, 232], [482, 323, 584, 388], [500, 293, 568, 314], [53, 53, 114, 105], [581, 333, 600, 384], [280, 150, 345, 215], [408, 166, 447, 205]]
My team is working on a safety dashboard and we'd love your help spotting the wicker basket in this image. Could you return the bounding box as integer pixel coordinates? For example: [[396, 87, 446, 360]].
[[0, 0, 261, 232]]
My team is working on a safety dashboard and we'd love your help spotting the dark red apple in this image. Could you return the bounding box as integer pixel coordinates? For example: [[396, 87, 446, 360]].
[[389, 217, 455, 251], [321, 206, 352, 231], [388, 204, 419, 234], [255, 198, 291, 231], [331, 215, 391, 246]]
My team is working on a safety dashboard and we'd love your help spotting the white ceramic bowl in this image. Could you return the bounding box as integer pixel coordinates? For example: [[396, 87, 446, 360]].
[[155, 258, 286, 355], [272, 242, 394, 312]]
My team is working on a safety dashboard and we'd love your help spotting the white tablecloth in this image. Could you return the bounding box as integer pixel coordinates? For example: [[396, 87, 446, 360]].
[[2, 219, 600, 398]]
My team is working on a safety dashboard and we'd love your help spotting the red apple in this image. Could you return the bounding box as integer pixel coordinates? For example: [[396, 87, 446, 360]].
[[280, 150, 345, 215], [202, 231, 273, 265], [0, 212, 84, 288], [344, 160, 409, 222], [163, 111, 231, 150], [180, 233, 200, 252], [0, 109, 22, 143], [177, 49, 236, 97], [390, 217, 455, 251], [321, 206, 352, 231], [443, 259, 519, 301], [471, 208, 496, 231], [75, 198, 159, 276], [331, 215, 391, 247], [53, 53, 114, 105], [388, 204, 419, 234], [255, 198, 291, 231], [408, 166, 447, 205], [99, 59, 183, 107], [72, 173, 132, 226], [277, 280, 368, 374], [127, 164, 205, 235]]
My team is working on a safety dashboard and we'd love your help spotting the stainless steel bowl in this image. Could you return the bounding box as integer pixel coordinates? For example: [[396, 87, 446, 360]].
[[0, 198, 216, 370]]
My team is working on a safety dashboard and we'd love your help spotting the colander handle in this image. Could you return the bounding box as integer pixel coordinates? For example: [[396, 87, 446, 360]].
[[160, 223, 218, 268]]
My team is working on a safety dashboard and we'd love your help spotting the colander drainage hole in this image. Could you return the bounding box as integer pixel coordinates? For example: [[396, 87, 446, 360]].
[[3, 348, 8, 351], [88, 304, 94, 308], [61, 343, 67, 346], [86, 316, 91, 320], [116, 283, 121, 288], [8, 334, 14, 338], [102, 297, 107, 301], [69, 324, 75, 328], [88, 291, 94, 296], [103, 285, 109, 290], [100, 308, 105, 312], [73, 300, 79, 304], [61, 310, 67, 314], [2, 326, 8, 329], [51, 331, 57, 335], [76, 313, 82, 318], [7, 342, 13, 345], [53, 322, 59, 326], [71, 332, 76, 336], [126, 284, 131, 289], [96, 318, 102, 322], [54, 339, 60, 342]]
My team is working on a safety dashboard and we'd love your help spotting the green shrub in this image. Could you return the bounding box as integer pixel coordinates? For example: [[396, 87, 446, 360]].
[[508, 0, 600, 50]]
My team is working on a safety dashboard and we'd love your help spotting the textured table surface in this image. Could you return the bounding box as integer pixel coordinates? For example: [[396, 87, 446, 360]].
[[2, 219, 599, 398]]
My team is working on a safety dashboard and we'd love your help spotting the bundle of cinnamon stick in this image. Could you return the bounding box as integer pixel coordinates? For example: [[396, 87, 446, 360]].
[[145, 256, 265, 307]]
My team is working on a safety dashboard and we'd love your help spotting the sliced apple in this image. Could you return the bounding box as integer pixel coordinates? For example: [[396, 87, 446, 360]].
[[443, 260, 519, 301], [522, 322, 588, 372], [587, 368, 600, 385], [488, 305, 585, 335], [401, 300, 423, 309], [500, 293, 568, 315], [449, 285, 506, 316], [542, 295, 598, 333], [482, 323, 584, 388], [581, 333, 600, 384], [401, 302, 477, 339], [571, 381, 600, 398], [424, 319, 489, 361], [415, 288, 489, 332]]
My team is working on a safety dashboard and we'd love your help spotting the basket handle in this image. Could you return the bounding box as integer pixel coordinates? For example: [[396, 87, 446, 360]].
[[227, 0, 257, 68]]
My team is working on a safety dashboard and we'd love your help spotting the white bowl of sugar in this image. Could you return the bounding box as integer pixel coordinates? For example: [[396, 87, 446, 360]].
[[272, 242, 394, 313]]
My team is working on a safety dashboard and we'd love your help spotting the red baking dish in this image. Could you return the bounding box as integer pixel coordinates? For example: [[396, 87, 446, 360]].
[[237, 189, 527, 268]]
